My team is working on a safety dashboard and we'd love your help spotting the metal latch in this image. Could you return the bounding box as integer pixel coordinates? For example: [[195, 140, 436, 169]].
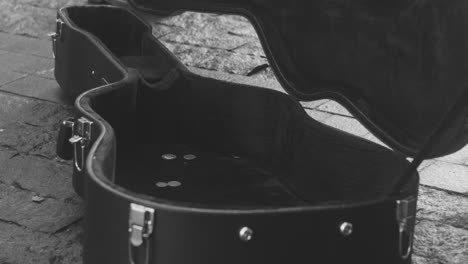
[[396, 196, 417, 259], [48, 18, 64, 59], [69, 117, 93, 172], [129, 204, 155, 264]]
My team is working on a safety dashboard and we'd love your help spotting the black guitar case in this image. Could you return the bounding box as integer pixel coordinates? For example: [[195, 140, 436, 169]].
[[52, 2, 468, 264]]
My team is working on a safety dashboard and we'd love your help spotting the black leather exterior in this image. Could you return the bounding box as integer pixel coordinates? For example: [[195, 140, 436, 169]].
[[128, 0, 468, 158], [83, 169, 412, 264], [53, 5, 426, 264]]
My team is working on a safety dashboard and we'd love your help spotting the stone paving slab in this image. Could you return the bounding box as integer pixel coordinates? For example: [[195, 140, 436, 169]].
[[0, 89, 81, 263], [414, 220, 468, 264], [435, 146, 468, 166], [232, 41, 266, 57], [0, 68, 27, 87], [158, 22, 248, 51], [0, 75, 68, 104], [0, 93, 76, 180], [316, 100, 353, 117], [363, 133, 392, 149], [0, 32, 53, 58], [0, 1, 56, 39], [156, 12, 255, 46], [165, 41, 269, 75], [190, 66, 283, 93], [0, 151, 76, 199], [0, 0, 86, 39], [14, 0, 86, 10], [0, 92, 71, 126], [36, 66, 56, 80], [0, 121, 57, 155], [322, 114, 370, 137], [0, 52, 54, 75], [413, 186, 468, 264], [301, 99, 329, 110], [0, 183, 82, 233], [305, 109, 334, 123], [0, 219, 83, 264], [418, 186, 468, 229], [420, 161, 468, 194]]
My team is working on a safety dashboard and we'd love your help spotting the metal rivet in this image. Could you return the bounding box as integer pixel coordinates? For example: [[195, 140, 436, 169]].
[[155, 182, 168, 188], [239, 226, 253, 241], [183, 154, 197, 160], [339, 222, 353, 236], [168, 181, 182, 187], [91, 70, 95, 75], [162, 154, 177, 160]]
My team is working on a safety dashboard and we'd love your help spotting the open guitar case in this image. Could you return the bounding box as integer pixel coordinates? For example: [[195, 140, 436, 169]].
[[53, 1, 468, 264]]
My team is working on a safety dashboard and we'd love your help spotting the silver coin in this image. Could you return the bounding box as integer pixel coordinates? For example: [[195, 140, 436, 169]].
[[183, 154, 197, 160], [161, 154, 177, 160], [155, 182, 168, 188], [168, 181, 182, 187]]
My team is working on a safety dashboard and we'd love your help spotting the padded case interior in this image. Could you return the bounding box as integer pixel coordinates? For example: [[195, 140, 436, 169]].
[[68, 6, 416, 207]]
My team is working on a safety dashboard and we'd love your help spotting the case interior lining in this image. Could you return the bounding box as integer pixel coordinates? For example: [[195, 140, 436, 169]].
[[92, 68, 414, 206]]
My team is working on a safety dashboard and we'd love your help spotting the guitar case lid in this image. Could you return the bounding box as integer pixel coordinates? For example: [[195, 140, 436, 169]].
[[127, 0, 468, 158]]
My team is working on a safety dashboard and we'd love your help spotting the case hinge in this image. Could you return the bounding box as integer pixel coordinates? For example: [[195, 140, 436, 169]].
[[69, 117, 93, 172], [396, 196, 417, 260], [129, 203, 155, 264], [48, 17, 64, 59]]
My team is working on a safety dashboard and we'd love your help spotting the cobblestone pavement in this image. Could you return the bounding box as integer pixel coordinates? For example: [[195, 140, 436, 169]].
[[0, 0, 467, 263]]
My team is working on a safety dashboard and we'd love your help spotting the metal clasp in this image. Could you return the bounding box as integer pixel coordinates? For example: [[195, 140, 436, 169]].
[[69, 117, 93, 172], [396, 196, 417, 259], [63, 119, 74, 129], [48, 18, 64, 59], [129, 204, 155, 264]]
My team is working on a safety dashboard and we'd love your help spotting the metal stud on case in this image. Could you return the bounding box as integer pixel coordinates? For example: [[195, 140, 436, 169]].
[[339, 222, 353, 236], [239, 226, 253, 241]]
